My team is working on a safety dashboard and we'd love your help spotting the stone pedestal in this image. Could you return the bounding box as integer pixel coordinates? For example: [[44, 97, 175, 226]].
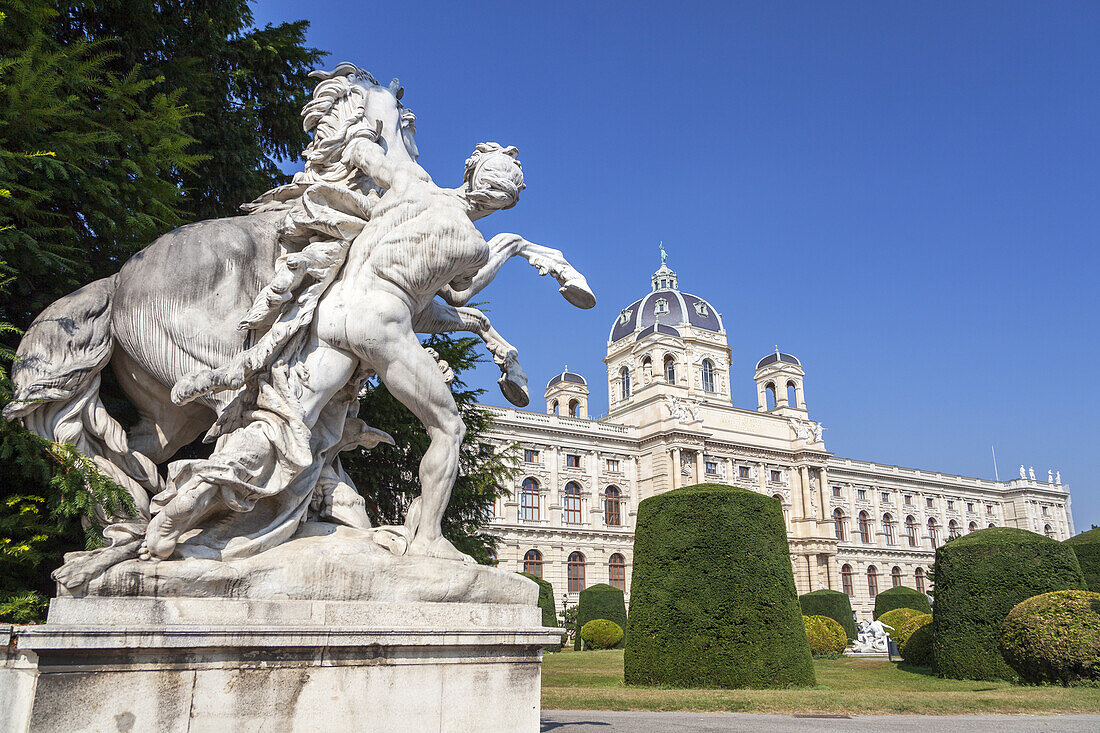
[[5, 597, 560, 733]]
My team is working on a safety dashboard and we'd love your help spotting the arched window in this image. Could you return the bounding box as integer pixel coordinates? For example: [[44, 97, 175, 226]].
[[968, 521, 978, 533], [619, 366, 631, 400], [520, 478, 540, 522], [664, 355, 676, 384], [906, 516, 918, 547], [948, 520, 960, 540], [568, 399, 580, 418], [891, 566, 903, 587], [883, 514, 897, 546], [867, 565, 879, 598], [551, 400, 559, 415], [914, 566, 926, 594], [773, 494, 789, 528], [567, 551, 586, 593], [563, 482, 582, 524], [833, 509, 846, 541], [858, 511, 873, 544], [988, 523, 996, 529], [927, 518, 939, 549], [765, 382, 777, 410], [604, 486, 621, 527], [786, 381, 797, 407], [841, 564, 854, 596], [523, 549, 543, 578], [1044, 524, 1055, 539], [608, 553, 626, 590], [702, 359, 716, 393]]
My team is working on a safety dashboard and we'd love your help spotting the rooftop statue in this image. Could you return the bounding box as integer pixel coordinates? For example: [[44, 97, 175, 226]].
[[3, 63, 595, 597]]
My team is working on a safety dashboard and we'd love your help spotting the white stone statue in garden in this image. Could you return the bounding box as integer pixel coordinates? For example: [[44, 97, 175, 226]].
[[4, 63, 595, 594], [852, 619, 893, 653]]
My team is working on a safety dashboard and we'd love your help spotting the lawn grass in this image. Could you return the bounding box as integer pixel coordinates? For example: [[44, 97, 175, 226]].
[[541, 649, 1100, 715]]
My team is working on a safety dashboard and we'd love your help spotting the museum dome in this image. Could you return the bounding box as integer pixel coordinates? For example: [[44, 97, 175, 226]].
[[756, 349, 801, 370], [547, 368, 587, 388], [608, 255, 724, 343]]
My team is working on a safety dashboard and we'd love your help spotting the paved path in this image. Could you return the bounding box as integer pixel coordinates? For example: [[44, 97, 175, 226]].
[[541, 710, 1100, 732]]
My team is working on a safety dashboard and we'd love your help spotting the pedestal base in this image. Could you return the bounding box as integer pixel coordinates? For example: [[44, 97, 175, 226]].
[[4, 597, 560, 732]]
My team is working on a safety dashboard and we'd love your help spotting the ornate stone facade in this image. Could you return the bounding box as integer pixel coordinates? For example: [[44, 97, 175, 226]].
[[483, 260, 1074, 618]]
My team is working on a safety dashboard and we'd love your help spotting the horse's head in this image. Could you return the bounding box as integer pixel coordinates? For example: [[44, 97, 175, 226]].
[[297, 62, 419, 188]]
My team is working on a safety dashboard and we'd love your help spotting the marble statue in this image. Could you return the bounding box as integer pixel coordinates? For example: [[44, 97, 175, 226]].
[[1020, 464, 1027, 479], [1029, 466, 1037, 481], [851, 619, 893, 654], [1048, 469, 1054, 484], [3, 62, 595, 595], [664, 394, 699, 424], [1056, 470, 1061, 484]]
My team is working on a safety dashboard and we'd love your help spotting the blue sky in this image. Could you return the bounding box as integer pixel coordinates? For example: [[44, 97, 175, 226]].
[[253, 1, 1100, 529]]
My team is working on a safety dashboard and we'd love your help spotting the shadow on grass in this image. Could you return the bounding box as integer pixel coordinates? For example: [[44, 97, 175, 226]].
[[896, 661, 937, 676]]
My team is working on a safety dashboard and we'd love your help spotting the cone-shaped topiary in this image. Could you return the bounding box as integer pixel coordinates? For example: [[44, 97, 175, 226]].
[[932, 527, 1085, 680], [803, 615, 847, 657], [574, 583, 627, 650], [873, 585, 931, 619], [879, 607, 926, 647], [900, 614, 933, 666], [580, 619, 624, 650], [799, 589, 858, 641], [519, 572, 561, 651], [625, 484, 815, 688], [1000, 590, 1100, 685], [1064, 528, 1100, 593]]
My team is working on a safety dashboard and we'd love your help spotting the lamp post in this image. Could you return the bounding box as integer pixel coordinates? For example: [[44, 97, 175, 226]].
[[561, 592, 569, 641]]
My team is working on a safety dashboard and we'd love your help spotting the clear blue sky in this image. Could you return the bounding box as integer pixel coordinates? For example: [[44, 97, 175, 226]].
[[253, 1, 1099, 530]]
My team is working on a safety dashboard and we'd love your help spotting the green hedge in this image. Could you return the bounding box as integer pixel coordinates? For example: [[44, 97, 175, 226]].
[[1000, 590, 1100, 685], [799, 589, 858, 641], [900, 614, 934, 666], [519, 572, 562, 651], [803, 615, 847, 657], [1064, 527, 1100, 593], [574, 583, 627, 650], [879, 607, 926, 647], [625, 484, 815, 688], [873, 585, 931, 619], [580, 619, 624, 650], [932, 527, 1085, 680]]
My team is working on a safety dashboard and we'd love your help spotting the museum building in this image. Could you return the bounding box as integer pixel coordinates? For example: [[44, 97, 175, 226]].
[[481, 259, 1075, 617]]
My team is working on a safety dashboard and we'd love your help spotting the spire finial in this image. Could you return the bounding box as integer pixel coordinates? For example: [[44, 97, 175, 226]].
[[659, 241, 667, 265], [775, 344, 780, 357]]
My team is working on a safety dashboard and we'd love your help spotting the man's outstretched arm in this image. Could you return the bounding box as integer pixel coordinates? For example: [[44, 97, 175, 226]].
[[341, 120, 429, 190]]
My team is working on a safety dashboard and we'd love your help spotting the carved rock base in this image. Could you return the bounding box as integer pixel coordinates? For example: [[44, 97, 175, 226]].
[[6, 596, 560, 732]]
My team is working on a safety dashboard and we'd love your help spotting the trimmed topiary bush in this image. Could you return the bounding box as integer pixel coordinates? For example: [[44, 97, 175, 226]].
[[625, 484, 815, 688], [873, 585, 931, 619], [803, 615, 847, 657], [519, 572, 561, 651], [932, 527, 1086, 680], [999, 590, 1100, 685], [580, 619, 624, 650], [799, 589, 858, 642], [1065, 528, 1100, 593], [879, 607, 926, 647], [900, 614, 933, 666], [574, 583, 627, 650]]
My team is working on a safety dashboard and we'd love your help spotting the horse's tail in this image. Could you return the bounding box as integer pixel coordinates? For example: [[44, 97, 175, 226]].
[[4, 275, 158, 523]]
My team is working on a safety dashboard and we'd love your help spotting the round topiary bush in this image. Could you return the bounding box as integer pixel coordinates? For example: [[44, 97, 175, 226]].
[[519, 572, 561, 651], [878, 607, 926, 647], [799, 589, 858, 641], [900, 614, 933, 666], [574, 583, 627, 650], [580, 619, 624, 650], [999, 590, 1100, 685], [932, 527, 1086, 680], [873, 585, 931, 619], [803, 615, 847, 657], [625, 484, 815, 688], [1064, 528, 1100, 593]]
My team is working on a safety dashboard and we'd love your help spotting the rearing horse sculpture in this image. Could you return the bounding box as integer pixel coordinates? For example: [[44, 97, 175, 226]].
[[4, 63, 595, 585]]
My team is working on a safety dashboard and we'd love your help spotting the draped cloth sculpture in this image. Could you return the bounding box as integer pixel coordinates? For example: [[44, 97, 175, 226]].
[[3, 63, 595, 596]]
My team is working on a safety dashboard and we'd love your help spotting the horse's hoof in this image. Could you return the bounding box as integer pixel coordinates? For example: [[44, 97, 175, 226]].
[[499, 374, 530, 407], [560, 280, 596, 309]]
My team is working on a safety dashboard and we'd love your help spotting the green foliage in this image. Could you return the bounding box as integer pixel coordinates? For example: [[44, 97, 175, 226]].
[[558, 603, 578, 645], [520, 572, 562, 651], [932, 527, 1086, 681], [803, 615, 847, 657], [1064, 528, 1100, 593], [879, 607, 926, 647], [625, 484, 815, 689], [900, 614, 934, 666], [999, 590, 1100, 685], [580, 619, 624, 650], [342, 334, 515, 564], [575, 583, 627, 651], [873, 586, 931, 619], [799, 589, 858, 641]]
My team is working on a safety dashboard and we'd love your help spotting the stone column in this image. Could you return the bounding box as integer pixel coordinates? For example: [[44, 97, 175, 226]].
[[818, 467, 830, 519], [757, 462, 767, 492], [670, 448, 680, 491], [800, 466, 813, 519]]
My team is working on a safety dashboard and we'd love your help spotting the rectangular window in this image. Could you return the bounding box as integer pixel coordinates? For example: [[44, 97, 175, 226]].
[[606, 459, 620, 473], [524, 449, 540, 464], [947, 500, 954, 510], [564, 494, 581, 524], [857, 489, 867, 501], [904, 495, 912, 506], [833, 486, 842, 498], [882, 492, 890, 503], [566, 454, 581, 469], [1042, 505, 1048, 516], [926, 497, 934, 509], [770, 470, 782, 483], [967, 502, 975, 513], [739, 466, 751, 479], [705, 460, 718, 475], [986, 504, 994, 515], [520, 489, 539, 522]]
